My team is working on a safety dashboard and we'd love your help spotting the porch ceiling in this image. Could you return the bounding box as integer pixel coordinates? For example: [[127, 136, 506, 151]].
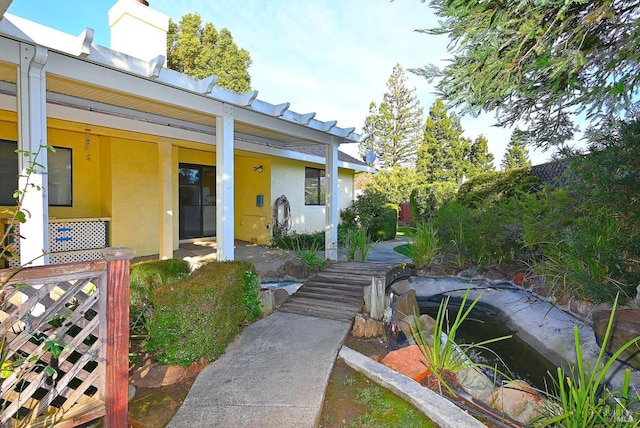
[[0, 61, 324, 147]]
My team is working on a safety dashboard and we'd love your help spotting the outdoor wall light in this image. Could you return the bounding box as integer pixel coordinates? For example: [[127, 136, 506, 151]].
[[253, 165, 264, 173]]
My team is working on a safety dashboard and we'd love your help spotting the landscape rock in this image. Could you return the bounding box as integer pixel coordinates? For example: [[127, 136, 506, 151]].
[[513, 272, 525, 286], [455, 366, 495, 401], [484, 268, 507, 281], [419, 314, 436, 334], [352, 313, 384, 338], [459, 265, 481, 279], [390, 279, 411, 295], [395, 289, 419, 319], [488, 380, 542, 424], [592, 308, 640, 369], [274, 288, 289, 306], [380, 344, 430, 382], [397, 314, 417, 339], [130, 363, 186, 388], [284, 258, 308, 279], [569, 297, 594, 318]]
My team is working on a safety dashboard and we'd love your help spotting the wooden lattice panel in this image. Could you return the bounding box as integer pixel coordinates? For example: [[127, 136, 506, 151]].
[[0, 261, 108, 427]]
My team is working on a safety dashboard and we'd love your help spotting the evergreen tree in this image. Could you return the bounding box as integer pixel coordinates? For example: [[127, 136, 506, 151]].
[[468, 134, 495, 177], [501, 130, 532, 170], [167, 13, 252, 93], [364, 166, 421, 204], [417, 99, 465, 183], [413, 1, 640, 148], [360, 64, 424, 169]]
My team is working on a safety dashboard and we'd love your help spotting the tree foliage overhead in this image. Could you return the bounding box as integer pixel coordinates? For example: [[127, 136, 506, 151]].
[[360, 64, 424, 169], [414, 0, 640, 148], [167, 13, 252, 93], [502, 130, 531, 171]]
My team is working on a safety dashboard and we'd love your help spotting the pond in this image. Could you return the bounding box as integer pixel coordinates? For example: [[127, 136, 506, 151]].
[[418, 295, 558, 391]]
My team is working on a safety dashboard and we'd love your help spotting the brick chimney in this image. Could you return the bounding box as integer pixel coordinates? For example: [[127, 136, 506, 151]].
[[108, 0, 169, 64]]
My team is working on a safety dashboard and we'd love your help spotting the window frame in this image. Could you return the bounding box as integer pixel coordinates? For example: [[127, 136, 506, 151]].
[[0, 140, 73, 207], [304, 167, 326, 206]]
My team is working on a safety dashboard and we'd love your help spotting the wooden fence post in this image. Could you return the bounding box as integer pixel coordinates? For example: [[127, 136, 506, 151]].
[[101, 247, 135, 428], [370, 276, 385, 321]]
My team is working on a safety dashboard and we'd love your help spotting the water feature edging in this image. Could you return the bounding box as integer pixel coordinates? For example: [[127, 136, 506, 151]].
[[408, 276, 640, 395]]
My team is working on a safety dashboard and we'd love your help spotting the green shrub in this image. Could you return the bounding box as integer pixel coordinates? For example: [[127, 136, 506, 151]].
[[433, 201, 483, 266], [146, 261, 255, 366], [533, 208, 635, 303], [340, 190, 388, 232], [457, 168, 538, 208], [272, 231, 324, 250], [369, 203, 398, 241], [409, 182, 458, 224], [129, 259, 190, 332], [243, 270, 263, 322]]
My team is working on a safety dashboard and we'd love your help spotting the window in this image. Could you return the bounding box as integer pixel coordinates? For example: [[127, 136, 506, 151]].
[[0, 140, 72, 206], [305, 167, 325, 205]]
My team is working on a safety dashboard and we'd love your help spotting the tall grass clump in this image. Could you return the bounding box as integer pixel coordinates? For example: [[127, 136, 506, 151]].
[[344, 227, 372, 261], [536, 295, 640, 427], [412, 288, 511, 395], [410, 220, 440, 268]]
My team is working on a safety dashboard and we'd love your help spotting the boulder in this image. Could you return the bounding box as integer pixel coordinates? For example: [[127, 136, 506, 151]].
[[130, 362, 186, 388], [380, 344, 430, 382], [592, 308, 640, 369], [352, 313, 384, 338], [397, 314, 436, 342], [284, 258, 308, 279], [274, 288, 289, 306], [488, 380, 542, 424], [395, 289, 419, 319], [455, 366, 495, 401], [390, 279, 411, 295]]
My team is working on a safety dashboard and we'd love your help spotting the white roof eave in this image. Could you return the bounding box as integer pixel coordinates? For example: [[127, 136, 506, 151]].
[[0, 12, 362, 146]]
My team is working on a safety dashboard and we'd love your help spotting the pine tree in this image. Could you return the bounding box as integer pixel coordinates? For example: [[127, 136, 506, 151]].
[[468, 134, 495, 177], [501, 130, 531, 170], [360, 64, 424, 169], [167, 13, 252, 93], [417, 99, 465, 183]]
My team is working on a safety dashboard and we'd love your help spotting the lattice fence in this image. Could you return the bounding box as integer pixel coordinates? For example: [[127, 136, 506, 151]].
[[0, 249, 132, 427]]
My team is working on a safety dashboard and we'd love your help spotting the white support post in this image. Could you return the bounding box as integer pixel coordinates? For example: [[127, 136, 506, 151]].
[[17, 44, 49, 266], [325, 141, 339, 260], [216, 104, 235, 261], [158, 140, 173, 260]]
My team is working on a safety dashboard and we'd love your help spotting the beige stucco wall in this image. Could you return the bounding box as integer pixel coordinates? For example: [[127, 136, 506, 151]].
[[271, 157, 355, 234]]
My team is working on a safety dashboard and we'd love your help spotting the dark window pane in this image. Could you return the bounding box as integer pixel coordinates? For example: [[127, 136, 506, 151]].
[[304, 167, 326, 205]]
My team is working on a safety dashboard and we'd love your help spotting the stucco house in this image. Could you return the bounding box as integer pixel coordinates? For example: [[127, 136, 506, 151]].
[[0, 0, 373, 267]]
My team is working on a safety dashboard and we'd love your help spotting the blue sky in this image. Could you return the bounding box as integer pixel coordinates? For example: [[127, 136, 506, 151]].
[[7, 0, 556, 166]]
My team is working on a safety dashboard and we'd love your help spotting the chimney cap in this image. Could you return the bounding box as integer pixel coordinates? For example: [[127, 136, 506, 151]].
[[137, 0, 149, 6]]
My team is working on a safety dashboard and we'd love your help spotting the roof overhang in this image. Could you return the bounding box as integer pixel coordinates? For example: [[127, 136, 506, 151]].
[[0, 13, 362, 149]]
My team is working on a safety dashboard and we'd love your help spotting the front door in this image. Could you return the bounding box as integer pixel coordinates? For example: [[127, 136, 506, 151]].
[[179, 164, 216, 239]]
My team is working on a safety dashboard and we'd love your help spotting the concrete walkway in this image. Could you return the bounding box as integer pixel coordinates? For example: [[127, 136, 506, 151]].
[[167, 236, 413, 427], [166, 312, 351, 428]]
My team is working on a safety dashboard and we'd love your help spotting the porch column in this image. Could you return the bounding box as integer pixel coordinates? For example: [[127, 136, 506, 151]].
[[325, 141, 339, 260], [158, 140, 173, 260], [216, 104, 234, 261], [17, 44, 49, 266]]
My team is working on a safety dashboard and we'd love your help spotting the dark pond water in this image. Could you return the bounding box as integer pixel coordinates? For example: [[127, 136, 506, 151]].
[[418, 295, 558, 391]]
